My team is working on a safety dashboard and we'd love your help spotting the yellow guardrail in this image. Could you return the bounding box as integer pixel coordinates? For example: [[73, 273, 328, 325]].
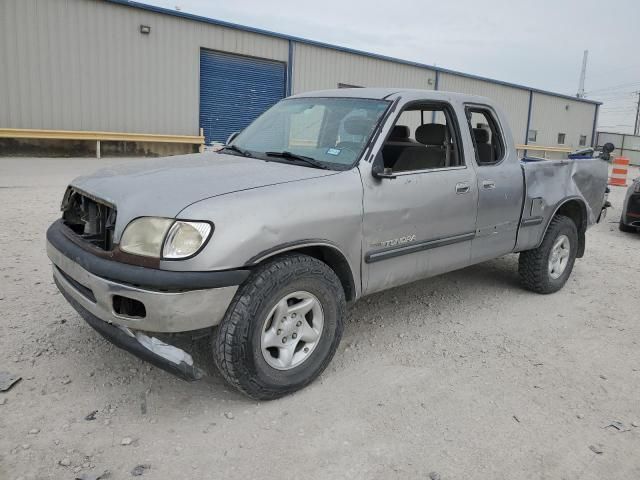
[[0, 128, 205, 157], [1, 128, 573, 159], [516, 144, 573, 154]]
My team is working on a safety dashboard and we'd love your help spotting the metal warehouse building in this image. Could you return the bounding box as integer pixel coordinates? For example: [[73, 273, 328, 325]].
[[0, 0, 600, 157]]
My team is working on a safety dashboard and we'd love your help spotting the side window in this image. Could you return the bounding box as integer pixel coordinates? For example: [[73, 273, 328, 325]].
[[382, 104, 464, 172], [466, 107, 505, 166]]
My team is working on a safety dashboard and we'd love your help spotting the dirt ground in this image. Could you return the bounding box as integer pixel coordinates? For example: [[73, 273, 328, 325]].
[[1, 157, 639, 480]]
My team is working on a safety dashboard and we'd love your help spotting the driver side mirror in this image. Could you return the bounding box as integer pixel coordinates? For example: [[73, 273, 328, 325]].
[[371, 151, 396, 179]]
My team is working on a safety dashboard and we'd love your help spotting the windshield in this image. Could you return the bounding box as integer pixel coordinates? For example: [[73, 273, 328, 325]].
[[230, 97, 390, 169]]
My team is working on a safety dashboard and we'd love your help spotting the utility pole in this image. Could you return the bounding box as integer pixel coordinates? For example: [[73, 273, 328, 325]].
[[635, 91, 640, 136], [577, 50, 588, 98]]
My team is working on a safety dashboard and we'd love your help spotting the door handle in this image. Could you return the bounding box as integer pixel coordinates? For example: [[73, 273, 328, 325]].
[[455, 182, 470, 194], [482, 180, 496, 190]]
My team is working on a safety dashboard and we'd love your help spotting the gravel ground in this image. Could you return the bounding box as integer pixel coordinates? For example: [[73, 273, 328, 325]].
[[1, 157, 639, 480]]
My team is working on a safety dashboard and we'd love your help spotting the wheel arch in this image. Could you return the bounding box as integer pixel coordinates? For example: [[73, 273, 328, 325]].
[[246, 241, 358, 302], [542, 197, 588, 258]]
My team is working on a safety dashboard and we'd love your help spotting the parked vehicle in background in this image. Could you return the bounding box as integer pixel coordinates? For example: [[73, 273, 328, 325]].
[[620, 176, 640, 232], [46, 89, 610, 399]]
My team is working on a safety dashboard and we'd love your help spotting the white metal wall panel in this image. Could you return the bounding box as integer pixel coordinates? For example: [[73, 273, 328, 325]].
[[292, 43, 436, 94], [0, 0, 599, 144], [439, 73, 530, 144], [0, 0, 289, 135], [530, 93, 596, 149]]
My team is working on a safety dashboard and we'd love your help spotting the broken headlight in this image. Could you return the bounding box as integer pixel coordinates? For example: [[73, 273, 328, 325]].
[[119, 217, 212, 259]]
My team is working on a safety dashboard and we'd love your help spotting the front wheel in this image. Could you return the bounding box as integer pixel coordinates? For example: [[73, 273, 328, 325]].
[[213, 253, 345, 400], [518, 215, 578, 294]]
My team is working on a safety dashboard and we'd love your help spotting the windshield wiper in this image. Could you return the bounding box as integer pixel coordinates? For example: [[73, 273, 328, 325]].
[[264, 151, 331, 170], [221, 144, 252, 157]]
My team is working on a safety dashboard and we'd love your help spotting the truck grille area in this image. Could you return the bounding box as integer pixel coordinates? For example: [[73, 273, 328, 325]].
[[61, 188, 116, 251]]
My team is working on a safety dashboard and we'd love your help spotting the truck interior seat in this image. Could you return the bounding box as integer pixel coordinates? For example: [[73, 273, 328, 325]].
[[473, 128, 495, 164], [392, 123, 447, 172], [336, 117, 373, 152], [389, 125, 412, 141], [382, 125, 418, 166]]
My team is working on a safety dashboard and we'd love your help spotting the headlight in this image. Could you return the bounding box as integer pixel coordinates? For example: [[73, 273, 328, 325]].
[[120, 217, 174, 257], [634, 179, 640, 193], [163, 221, 212, 259], [120, 217, 212, 259]]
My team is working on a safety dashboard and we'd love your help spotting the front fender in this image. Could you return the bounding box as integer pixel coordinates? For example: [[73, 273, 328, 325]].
[[159, 169, 364, 295]]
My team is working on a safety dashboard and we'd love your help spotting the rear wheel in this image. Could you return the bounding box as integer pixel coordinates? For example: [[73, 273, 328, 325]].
[[213, 253, 345, 400], [518, 215, 578, 294]]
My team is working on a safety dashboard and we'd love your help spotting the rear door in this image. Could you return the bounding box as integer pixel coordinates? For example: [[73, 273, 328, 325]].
[[465, 105, 524, 261], [361, 100, 478, 295]]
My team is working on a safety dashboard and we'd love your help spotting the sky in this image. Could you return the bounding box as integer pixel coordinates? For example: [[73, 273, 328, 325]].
[[145, 0, 640, 134]]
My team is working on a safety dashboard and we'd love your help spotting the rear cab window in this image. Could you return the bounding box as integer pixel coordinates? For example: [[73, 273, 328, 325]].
[[465, 106, 505, 166]]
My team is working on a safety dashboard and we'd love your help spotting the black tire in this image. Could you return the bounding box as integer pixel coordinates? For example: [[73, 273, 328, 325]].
[[213, 253, 345, 400], [518, 215, 578, 294], [619, 218, 636, 233]]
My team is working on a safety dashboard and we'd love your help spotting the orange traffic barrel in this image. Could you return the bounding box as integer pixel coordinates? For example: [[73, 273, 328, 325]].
[[609, 157, 629, 187]]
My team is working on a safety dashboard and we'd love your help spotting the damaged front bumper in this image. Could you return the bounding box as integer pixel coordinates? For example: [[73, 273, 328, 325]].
[[56, 282, 204, 380], [46, 219, 250, 380]]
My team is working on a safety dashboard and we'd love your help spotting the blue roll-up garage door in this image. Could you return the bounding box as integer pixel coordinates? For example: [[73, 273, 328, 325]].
[[199, 50, 286, 145]]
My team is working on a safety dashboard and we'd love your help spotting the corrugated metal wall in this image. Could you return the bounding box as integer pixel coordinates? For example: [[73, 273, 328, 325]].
[[529, 93, 596, 149], [292, 43, 436, 93], [199, 50, 286, 143], [439, 73, 530, 144], [0, 0, 598, 149], [0, 0, 288, 135]]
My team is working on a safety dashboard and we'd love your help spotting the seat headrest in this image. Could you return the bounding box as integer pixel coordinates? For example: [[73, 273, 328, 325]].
[[473, 128, 490, 144], [343, 117, 372, 137], [390, 125, 410, 140], [415, 124, 446, 145]]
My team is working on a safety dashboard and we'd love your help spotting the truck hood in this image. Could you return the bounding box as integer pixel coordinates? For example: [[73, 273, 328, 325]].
[[70, 152, 337, 237]]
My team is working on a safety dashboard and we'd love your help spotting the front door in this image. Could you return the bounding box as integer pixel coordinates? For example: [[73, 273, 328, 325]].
[[361, 101, 479, 295]]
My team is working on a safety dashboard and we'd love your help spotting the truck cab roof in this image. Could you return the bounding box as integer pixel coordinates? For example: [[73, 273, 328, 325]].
[[290, 87, 494, 105]]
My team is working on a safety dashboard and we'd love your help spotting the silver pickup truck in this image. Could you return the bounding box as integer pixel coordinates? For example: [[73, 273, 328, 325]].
[[47, 88, 609, 399]]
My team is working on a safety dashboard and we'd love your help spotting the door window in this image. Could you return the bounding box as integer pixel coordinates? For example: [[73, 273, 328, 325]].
[[382, 104, 464, 172], [466, 107, 505, 166]]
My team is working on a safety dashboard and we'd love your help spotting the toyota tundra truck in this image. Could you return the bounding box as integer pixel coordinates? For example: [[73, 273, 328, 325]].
[[46, 88, 609, 399]]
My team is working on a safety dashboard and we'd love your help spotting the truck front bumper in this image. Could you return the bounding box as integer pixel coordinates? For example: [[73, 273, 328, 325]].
[[46, 219, 252, 380], [47, 219, 249, 333], [48, 241, 240, 333]]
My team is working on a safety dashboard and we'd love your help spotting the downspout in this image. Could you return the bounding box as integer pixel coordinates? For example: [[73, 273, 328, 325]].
[[431, 70, 439, 123], [286, 40, 294, 96], [524, 90, 533, 157], [590, 104, 599, 148]]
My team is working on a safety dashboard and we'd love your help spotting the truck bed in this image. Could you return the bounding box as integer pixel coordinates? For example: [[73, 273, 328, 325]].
[[515, 157, 608, 252]]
